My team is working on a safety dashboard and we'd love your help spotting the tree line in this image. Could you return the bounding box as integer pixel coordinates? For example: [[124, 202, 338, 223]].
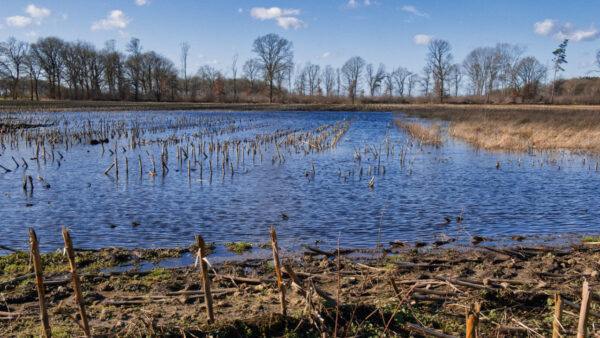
[[0, 33, 596, 104]]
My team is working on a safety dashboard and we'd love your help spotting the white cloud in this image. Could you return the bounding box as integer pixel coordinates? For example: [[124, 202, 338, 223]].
[[402, 5, 429, 18], [6, 16, 32, 28], [238, 8, 243, 14], [92, 10, 131, 31], [534, 19, 599, 42], [276, 17, 304, 30], [25, 31, 37, 38], [250, 7, 306, 30], [25, 4, 50, 24], [320, 52, 331, 59], [346, 0, 375, 8], [135, 0, 148, 6], [413, 34, 433, 46], [534, 19, 555, 36]]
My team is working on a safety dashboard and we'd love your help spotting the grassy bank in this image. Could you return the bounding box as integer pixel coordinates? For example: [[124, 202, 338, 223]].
[[403, 105, 600, 153], [1, 240, 600, 336]]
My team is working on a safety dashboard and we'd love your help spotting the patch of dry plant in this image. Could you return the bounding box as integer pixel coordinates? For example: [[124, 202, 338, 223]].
[[393, 118, 443, 146], [406, 106, 600, 153]]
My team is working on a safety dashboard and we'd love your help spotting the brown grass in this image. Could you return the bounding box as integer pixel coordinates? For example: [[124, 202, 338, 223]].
[[405, 106, 600, 153], [393, 118, 443, 146]]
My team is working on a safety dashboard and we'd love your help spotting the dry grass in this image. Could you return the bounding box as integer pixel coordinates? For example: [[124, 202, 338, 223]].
[[393, 118, 443, 146], [406, 105, 600, 153]]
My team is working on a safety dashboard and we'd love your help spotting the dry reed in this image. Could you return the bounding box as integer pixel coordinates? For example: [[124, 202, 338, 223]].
[[393, 118, 443, 146]]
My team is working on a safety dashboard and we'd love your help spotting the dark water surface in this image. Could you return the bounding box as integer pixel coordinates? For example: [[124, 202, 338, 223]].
[[1, 110, 598, 253]]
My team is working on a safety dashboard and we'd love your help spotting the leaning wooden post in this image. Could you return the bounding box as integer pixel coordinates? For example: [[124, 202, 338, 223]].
[[29, 228, 51, 338], [270, 227, 286, 315], [553, 293, 563, 338], [114, 142, 118, 180], [195, 235, 214, 323], [577, 279, 591, 338], [62, 228, 91, 337], [466, 302, 479, 338]]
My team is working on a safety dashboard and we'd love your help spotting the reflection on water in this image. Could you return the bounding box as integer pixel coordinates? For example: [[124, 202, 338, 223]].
[[0, 110, 598, 253]]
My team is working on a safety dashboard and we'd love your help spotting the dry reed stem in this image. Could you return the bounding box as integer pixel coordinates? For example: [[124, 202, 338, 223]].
[[393, 118, 443, 146]]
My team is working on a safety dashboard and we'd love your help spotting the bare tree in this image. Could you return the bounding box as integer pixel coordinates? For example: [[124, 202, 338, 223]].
[[0, 37, 28, 99], [31, 37, 65, 99], [231, 53, 238, 102], [305, 62, 320, 96], [384, 72, 394, 96], [421, 65, 432, 96], [516, 56, 547, 91], [407, 73, 419, 97], [365, 63, 386, 97], [341, 56, 365, 104], [392, 67, 410, 97], [125, 38, 143, 100], [252, 34, 293, 103], [426, 39, 453, 103], [463, 47, 486, 96], [449, 64, 462, 97], [323, 65, 335, 96], [24, 48, 41, 100], [243, 59, 261, 91], [336, 68, 341, 96], [197, 65, 219, 99], [295, 64, 306, 95], [180, 42, 190, 98]]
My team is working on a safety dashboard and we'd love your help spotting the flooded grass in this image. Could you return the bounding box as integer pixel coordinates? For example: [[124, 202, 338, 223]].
[[405, 104, 600, 153], [1, 109, 600, 254], [393, 118, 443, 146]]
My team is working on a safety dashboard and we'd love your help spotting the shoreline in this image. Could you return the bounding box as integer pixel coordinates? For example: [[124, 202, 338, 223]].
[[1, 100, 600, 113], [1, 238, 599, 336]]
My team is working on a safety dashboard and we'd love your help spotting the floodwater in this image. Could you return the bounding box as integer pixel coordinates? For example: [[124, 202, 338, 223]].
[[0, 110, 598, 253]]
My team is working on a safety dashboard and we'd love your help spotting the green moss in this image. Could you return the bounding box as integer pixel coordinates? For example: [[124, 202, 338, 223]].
[[224, 242, 253, 254], [582, 236, 600, 243]]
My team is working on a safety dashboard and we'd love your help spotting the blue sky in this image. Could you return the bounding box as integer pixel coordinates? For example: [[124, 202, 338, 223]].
[[0, 1, 598, 79]]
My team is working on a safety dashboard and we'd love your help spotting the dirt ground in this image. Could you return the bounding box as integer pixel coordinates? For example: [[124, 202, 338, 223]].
[[2, 240, 600, 337]]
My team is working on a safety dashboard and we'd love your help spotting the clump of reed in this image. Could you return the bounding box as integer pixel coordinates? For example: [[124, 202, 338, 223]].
[[402, 105, 600, 153], [393, 118, 443, 146]]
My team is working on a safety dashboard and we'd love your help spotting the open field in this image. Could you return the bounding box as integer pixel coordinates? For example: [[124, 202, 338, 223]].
[[1, 238, 600, 337]]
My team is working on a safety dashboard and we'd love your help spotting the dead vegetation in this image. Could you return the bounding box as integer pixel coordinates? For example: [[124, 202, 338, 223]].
[[404, 105, 600, 153], [2, 241, 600, 337], [393, 118, 443, 146]]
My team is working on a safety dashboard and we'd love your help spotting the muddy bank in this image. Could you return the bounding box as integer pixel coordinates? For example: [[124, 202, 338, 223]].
[[1, 240, 600, 337]]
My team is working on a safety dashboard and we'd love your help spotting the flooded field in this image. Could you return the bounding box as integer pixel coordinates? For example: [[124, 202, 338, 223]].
[[1, 110, 598, 253]]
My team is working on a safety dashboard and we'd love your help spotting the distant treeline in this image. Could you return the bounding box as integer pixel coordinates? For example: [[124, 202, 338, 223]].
[[0, 34, 598, 104]]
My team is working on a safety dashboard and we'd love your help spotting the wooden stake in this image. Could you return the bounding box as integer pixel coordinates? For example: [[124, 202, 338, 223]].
[[577, 279, 591, 338], [29, 228, 51, 338], [195, 235, 214, 323], [62, 229, 91, 337], [553, 293, 563, 338], [466, 302, 480, 338], [270, 227, 286, 315], [114, 142, 118, 180]]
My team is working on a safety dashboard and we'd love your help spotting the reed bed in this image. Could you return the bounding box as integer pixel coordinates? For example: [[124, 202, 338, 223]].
[[407, 106, 600, 153], [393, 118, 443, 146]]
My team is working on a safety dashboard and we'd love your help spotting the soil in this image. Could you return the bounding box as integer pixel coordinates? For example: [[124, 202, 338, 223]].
[[1, 242, 600, 337]]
